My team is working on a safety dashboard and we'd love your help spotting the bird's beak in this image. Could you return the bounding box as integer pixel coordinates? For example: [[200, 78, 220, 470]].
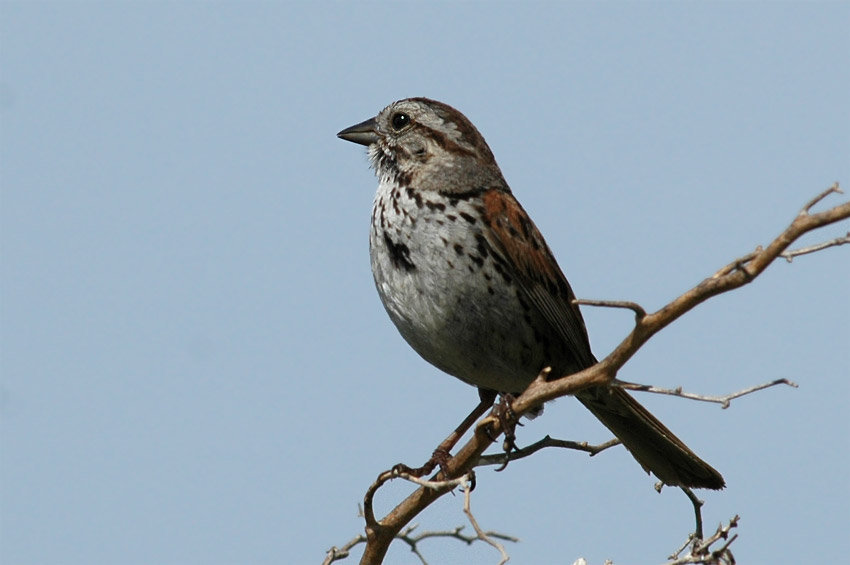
[[337, 117, 378, 146]]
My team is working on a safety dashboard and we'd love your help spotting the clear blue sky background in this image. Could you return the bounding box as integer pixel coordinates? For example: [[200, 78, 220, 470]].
[[2, 2, 848, 564]]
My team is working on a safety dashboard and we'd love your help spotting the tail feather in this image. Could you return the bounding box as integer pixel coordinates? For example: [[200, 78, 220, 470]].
[[577, 386, 725, 490]]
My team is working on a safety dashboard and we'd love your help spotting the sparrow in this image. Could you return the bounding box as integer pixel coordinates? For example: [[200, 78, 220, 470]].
[[338, 98, 724, 489]]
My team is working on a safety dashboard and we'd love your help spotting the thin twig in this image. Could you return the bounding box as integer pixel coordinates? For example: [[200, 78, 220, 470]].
[[681, 487, 705, 540], [613, 378, 798, 409], [780, 233, 850, 262], [396, 473, 469, 491], [395, 523, 518, 565], [573, 298, 647, 320], [665, 515, 739, 565], [711, 182, 845, 279], [323, 534, 367, 565], [800, 182, 843, 213], [461, 474, 512, 565], [477, 436, 621, 467], [325, 521, 519, 565], [669, 533, 696, 563]]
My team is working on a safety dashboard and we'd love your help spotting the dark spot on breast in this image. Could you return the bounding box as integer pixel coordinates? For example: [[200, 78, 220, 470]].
[[469, 254, 484, 267], [474, 234, 489, 258], [426, 200, 446, 211], [453, 243, 464, 255], [406, 187, 423, 208], [459, 212, 476, 224], [487, 286, 494, 295], [492, 262, 512, 284], [446, 214, 457, 222], [490, 251, 507, 267], [382, 233, 416, 272]]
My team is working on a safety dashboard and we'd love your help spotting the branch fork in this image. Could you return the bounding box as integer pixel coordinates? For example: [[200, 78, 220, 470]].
[[338, 184, 849, 564]]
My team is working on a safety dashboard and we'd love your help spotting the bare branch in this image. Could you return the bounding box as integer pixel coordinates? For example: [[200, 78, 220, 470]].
[[395, 522, 518, 565], [665, 515, 739, 565], [681, 487, 705, 540], [614, 378, 798, 409], [325, 520, 518, 565], [461, 474, 513, 565], [781, 233, 850, 262], [572, 298, 647, 320], [477, 435, 621, 467], [800, 181, 843, 213], [324, 534, 367, 565], [355, 184, 849, 564]]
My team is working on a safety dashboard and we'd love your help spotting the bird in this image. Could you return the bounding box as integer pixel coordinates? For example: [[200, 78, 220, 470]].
[[337, 97, 724, 489]]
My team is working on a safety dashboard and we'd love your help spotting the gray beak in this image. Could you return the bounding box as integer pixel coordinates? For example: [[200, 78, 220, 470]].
[[337, 117, 378, 146]]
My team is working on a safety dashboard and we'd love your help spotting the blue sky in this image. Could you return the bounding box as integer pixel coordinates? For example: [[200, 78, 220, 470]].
[[2, 2, 848, 564]]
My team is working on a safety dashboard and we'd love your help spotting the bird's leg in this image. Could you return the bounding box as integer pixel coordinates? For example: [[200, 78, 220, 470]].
[[491, 393, 523, 472], [393, 388, 497, 478]]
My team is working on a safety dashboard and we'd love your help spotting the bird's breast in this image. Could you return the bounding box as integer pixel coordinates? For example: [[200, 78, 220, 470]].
[[368, 180, 553, 393]]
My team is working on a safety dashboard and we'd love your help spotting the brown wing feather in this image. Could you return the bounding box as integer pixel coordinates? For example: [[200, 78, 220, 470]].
[[480, 189, 596, 371], [478, 188, 725, 489]]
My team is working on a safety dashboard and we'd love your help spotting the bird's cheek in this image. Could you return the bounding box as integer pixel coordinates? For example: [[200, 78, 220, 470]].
[[410, 143, 428, 161]]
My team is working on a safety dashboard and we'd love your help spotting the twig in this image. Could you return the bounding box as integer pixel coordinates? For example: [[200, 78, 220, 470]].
[[461, 473, 513, 565], [396, 523, 518, 565], [572, 298, 647, 320], [800, 182, 843, 213], [324, 521, 518, 565], [780, 233, 850, 262], [681, 487, 705, 540], [477, 435, 621, 467], [400, 524, 519, 546], [613, 378, 798, 409], [665, 515, 739, 565], [355, 184, 849, 564], [711, 182, 845, 280], [323, 534, 367, 565], [396, 473, 469, 491]]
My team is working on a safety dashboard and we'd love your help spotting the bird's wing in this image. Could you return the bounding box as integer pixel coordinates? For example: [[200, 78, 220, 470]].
[[478, 188, 597, 370]]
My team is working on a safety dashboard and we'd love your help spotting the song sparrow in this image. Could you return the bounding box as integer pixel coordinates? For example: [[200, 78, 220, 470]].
[[338, 98, 724, 489]]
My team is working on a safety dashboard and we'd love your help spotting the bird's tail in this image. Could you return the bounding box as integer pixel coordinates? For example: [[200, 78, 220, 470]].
[[577, 386, 725, 490]]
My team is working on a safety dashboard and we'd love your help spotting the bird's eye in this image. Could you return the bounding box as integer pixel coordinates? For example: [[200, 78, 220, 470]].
[[391, 112, 410, 130]]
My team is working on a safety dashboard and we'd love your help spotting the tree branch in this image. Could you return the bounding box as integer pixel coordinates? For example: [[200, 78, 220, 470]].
[[614, 378, 798, 409], [355, 184, 849, 564], [477, 435, 621, 468], [665, 515, 739, 565]]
